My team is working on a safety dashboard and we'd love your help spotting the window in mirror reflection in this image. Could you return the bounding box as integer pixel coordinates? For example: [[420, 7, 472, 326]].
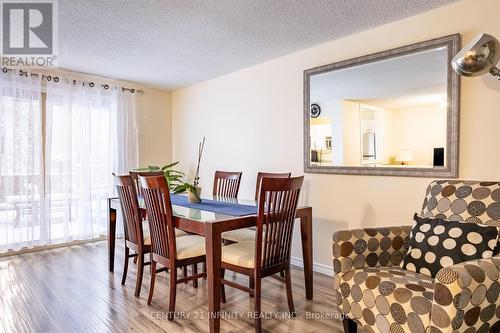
[[309, 46, 448, 168]]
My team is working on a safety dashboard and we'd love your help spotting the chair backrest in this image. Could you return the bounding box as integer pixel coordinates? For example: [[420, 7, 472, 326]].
[[129, 171, 165, 196], [139, 175, 177, 261], [213, 171, 242, 198], [114, 175, 143, 246], [255, 176, 304, 270], [254, 172, 291, 201], [421, 180, 500, 225]]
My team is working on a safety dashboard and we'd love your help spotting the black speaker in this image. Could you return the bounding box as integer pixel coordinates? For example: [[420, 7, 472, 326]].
[[311, 150, 319, 163], [433, 147, 444, 166]]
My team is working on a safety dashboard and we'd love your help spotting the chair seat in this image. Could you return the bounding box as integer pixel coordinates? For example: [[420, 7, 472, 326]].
[[222, 241, 256, 268], [222, 228, 256, 242], [143, 220, 189, 238], [335, 266, 435, 332], [176, 235, 206, 260], [222, 225, 269, 242]]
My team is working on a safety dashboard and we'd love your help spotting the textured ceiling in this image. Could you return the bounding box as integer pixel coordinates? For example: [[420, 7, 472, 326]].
[[58, 0, 458, 89]]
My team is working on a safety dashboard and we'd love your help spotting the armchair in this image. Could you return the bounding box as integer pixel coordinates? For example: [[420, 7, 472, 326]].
[[332, 180, 500, 333]]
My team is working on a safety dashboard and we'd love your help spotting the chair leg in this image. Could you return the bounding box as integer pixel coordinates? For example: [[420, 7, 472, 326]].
[[284, 268, 295, 316], [342, 318, 357, 333], [147, 261, 156, 305], [133, 255, 138, 264], [254, 275, 262, 333], [192, 264, 198, 288], [168, 266, 177, 321], [249, 277, 255, 298], [221, 269, 226, 304], [183, 266, 188, 284], [202, 262, 207, 279], [135, 253, 145, 297], [121, 247, 129, 285], [279, 271, 285, 278]]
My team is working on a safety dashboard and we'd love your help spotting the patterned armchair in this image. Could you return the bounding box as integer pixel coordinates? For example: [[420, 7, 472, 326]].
[[332, 180, 500, 333]]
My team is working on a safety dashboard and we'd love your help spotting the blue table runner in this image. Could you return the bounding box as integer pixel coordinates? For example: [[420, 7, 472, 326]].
[[170, 194, 257, 216]]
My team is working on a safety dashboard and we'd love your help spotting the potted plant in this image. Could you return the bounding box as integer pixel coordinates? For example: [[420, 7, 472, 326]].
[[135, 161, 185, 191], [173, 137, 205, 203], [136, 137, 205, 204]]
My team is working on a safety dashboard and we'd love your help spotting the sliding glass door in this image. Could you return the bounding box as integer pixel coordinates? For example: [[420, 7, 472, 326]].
[[0, 73, 137, 252], [0, 74, 44, 250], [44, 83, 117, 243]]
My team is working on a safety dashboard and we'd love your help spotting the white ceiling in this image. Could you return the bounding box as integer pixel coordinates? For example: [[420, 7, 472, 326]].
[[58, 0, 458, 90], [310, 47, 449, 108]]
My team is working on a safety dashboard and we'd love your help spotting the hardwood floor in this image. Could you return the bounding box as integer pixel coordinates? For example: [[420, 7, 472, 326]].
[[0, 241, 344, 333]]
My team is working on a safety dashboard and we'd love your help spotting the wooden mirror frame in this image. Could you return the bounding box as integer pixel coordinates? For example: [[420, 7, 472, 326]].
[[303, 34, 460, 178]]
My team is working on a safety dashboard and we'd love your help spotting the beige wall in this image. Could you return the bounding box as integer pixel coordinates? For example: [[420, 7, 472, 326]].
[[136, 89, 173, 167], [391, 104, 446, 166], [341, 101, 361, 166], [172, 0, 500, 272]]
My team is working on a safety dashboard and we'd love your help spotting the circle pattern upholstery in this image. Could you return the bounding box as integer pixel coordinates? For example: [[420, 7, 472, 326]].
[[422, 181, 500, 227], [333, 180, 500, 333], [333, 266, 435, 332], [400, 214, 498, 278]]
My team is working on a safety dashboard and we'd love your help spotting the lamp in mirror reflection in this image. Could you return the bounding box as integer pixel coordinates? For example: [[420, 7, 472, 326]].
[[451, 33, 500, 79], [396, 149, 413, 165]]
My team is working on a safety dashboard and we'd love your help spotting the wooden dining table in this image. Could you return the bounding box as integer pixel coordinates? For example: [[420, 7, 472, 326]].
[[107, 195, 313, 333]]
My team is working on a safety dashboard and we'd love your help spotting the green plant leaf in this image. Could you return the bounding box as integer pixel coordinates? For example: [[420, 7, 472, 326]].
[[137, 161, 193, 193], [166, 170, 184, 176], [173, 183, 190, 193], [135, 165, 160, 171], [161, 161, 179, 170]]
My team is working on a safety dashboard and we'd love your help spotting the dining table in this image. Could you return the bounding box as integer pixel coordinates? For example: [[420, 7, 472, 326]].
[[107, 194, 313, 333]]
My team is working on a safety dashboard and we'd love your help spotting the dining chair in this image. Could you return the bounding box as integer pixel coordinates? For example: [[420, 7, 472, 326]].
[[139, 175, 207, 320], [129, 171, 165, 220], [129, 170, 164, 196], [213, 171, 242, 198], [113, 174, 151, 298], [254, 172, 291, 201], [200, 170, 242, 277], [220, 176, 304, 333], [222, 172, 291, 243], [130, 171, 188, 239]]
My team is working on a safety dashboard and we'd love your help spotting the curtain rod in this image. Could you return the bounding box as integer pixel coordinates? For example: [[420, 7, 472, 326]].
[[1, 67, 144, 94]]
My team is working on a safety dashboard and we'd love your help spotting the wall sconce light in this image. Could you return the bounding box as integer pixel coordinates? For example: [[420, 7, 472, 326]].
[[451, 33, 500, 79]]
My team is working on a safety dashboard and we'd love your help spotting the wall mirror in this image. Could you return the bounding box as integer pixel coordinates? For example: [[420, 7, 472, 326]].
[[304, 34, 460, 177]]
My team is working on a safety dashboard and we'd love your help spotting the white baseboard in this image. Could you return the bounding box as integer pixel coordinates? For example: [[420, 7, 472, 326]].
[[290, 256, 333, 276]]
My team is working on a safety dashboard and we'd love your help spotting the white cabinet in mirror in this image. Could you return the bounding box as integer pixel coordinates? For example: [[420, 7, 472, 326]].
[[304, 34, 460, 177]]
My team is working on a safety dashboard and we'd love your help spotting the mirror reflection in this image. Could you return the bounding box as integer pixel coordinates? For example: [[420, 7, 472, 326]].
[[309, 47, 448, 168]]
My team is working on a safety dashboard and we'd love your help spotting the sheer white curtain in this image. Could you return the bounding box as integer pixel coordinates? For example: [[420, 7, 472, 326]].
[[45, 80, 139, 242], [114, 89, 139, 174], [112, 90, 139, 238], [0, 72, 139, 252], [0, 72, 43, 251]]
